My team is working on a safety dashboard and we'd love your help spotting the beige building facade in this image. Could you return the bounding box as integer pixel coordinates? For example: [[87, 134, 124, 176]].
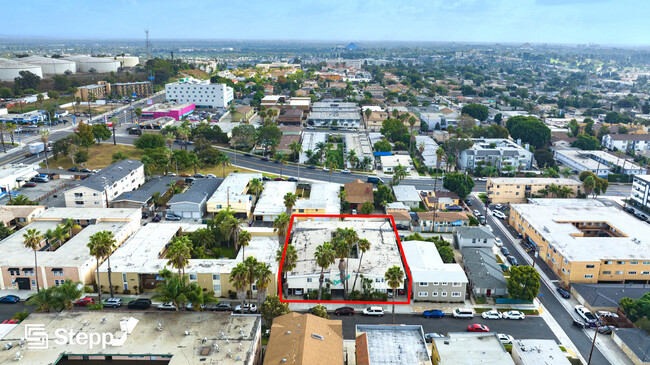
[[487, 177, 582, 204]]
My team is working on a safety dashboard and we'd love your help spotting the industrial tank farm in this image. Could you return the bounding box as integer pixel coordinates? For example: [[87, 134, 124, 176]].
[[64, 56, 119, 73], [106, 55, 139, 67], [21, 56, 76, 75], [0, 58, 43, 81]]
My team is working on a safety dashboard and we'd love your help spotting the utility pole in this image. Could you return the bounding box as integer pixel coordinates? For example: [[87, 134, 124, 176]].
[[145, 29, 151, 60], [588, 320, 602, 365]]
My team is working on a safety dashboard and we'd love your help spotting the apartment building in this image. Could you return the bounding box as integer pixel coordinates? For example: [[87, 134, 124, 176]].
[[206, 173, 262, 218], [459, 138, 534, 171], [630, 174, 650, 210], [75, 81, 110, 101], [64, 159, 145, 208], [486, 177, 582, 204], [509, 199, 650, 286], [112, 81, 152, 97], [165, 77, 234, 109], [554, 150, 647, 177], [307, 102, 361, 128], [602, 133, 650, 152]]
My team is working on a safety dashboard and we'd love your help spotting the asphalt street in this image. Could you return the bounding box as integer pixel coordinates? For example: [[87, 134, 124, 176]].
[[471, 196, 609, 365]]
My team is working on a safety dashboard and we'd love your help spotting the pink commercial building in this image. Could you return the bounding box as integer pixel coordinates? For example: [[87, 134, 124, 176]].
[[140, 102, 195, 121]]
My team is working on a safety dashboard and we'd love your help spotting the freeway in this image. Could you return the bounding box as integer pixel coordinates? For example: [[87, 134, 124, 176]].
[[470, 196, 610, 365]]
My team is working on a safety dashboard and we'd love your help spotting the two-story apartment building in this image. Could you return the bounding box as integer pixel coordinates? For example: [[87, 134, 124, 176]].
[[486, 177, 582, 204], [414, 212, 470, 233], [307, 102, 361, 128], [630, 174, 650, 210], [206, 173, 262, 218], [602, 133, 650, 152], [64, 159, 145, 208], [459, 138, 534, 171]]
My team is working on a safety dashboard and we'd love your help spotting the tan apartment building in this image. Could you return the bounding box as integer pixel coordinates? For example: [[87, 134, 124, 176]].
[[509, 199, 650, 286], [99, 224, 278, 298], [0, 208, 140, 291], [113, 81, 152, 97], [487, 177, 582, 204], [75, 81, 111, 101], [206, 173, 262, 218]]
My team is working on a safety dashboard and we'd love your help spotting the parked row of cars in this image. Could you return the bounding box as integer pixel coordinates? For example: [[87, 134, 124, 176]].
[[481, 310, 526, 320]]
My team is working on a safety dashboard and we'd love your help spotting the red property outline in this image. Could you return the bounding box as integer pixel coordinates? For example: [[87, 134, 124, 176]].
[[277, 214, 412, 305]]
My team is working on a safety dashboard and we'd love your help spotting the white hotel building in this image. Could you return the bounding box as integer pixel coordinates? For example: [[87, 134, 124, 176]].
[[165, 77, 234, 109]]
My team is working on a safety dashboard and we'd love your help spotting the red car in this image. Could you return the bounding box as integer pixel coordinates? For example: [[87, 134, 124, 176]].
[[23, 182, 37, 187], [467, 324, 490, 332], [74, 297, 95, 306], [274, 177, 286, 181]]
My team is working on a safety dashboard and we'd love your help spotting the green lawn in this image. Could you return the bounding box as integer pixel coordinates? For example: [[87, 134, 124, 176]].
[[45, 144, 144, 169]]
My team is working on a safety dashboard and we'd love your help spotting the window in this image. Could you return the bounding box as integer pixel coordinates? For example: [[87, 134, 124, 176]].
[[630, 261, 639, 265], [584, 275, 594, 279], [419, 282, 428, 287], [452, 282, 461, 287], [123, 283, 128, 291], [307, 278, 313, 283], [603, 271, 611, 274], [375, 278, 384, 283], [31, 280, 36, 287], [54, 280, 60, 286], [441, 282, 448, 286], [642, 271, 650, 275], [418, 292, 428, 297], [617, 261, 625, 265], [604, 261, 613, 265], [431, 292, 438, 297], [643, 261, 650, 265], [252, 284, 257, 291], [615, 271, 624, 275], [75, 201, 84, 205], [189, 274, 197, 280], [586, 265, 595, 268], [441, 291, 448, 297], [433, 282, 439, 285], [212, 274, 220, 280], [628, 271, 637, 275], [452, 292, 462, 297], [74, 193, 83, 197]]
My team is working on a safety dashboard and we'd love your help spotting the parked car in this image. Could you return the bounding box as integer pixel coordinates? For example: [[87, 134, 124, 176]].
[[334, 307, 355, 316], [452, 308, 475, 319], [68, 167, 79, 172], [494, 238, 503, 247], [575, 305, 598, 323], [492, 210, 507, 219], [80, 168, 92, 173], [497, 333, 514, 345], [234, 303, 257, 313], [194, 173, 205, 178], [102, 297, 123, 308], [423, 309, 445, 318], [341, 169, 351, 174], [294, 289, 303, 296], [206, 174, 217, 179], [185, 303, 206, 311], [598, 325, 616, 335], [180, 172, 191, 177], [244, 153, 252, 157], [31, 176, 49, 183], [464, 199, 472, 206], [307, 165, 316, 169], [502, 310, 525, 320], [424, 333, 444, 343], [212, 302, 233, 312], [495, 204, 503, 210], [500, 247, 510, 256], [0, 295, 20, 304], [467, 324, 490, 332], [622, 206, 634, 214], [556, 286, 571, 299], [362, 307, 385, 316], [322, 167, 330, 172], [596, 311, 619, 319], [507, 255, 518, 266], [262, 176, 271, 181], [287, 177, 299, 182], [152, 214, 161, 222], [274, 177, 286, 181], [366, 177, 383, 185], [157, 302, 178, 311], [635, 212, 648, 221], [23, 182, 37, 187], [261, 156, 270, 161], [184, 177, 195, 184], [165, 214, 182, 221], [481, 310, 503, 320], [473, 210, 481, 216], [127, 298, 152, 310], [74, 297, 95, 306]]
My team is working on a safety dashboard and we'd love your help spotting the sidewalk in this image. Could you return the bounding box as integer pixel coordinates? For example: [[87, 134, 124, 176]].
[[286, 299, 474, 315]]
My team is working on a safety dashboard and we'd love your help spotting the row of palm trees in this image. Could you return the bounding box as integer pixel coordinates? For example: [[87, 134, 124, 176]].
[[229, 256, 272, 312]]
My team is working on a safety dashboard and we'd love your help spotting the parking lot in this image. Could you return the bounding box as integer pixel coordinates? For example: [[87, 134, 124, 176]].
[[0, 177, 72, 206]]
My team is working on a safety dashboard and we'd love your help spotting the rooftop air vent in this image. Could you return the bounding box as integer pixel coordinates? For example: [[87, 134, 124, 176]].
[[311, 333, 324, 341]]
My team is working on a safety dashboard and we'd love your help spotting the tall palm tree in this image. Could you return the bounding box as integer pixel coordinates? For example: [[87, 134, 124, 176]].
[[0, 123, 8, 153], [328, 160, 336, 182], [22, 229, 43, 292], [40, 129, 51, 170], [62, 218, 77, 238], [249, 178, 263, 198], [191, 228, 215, 255], [165, 237, 191, 277], [435, 147, 444, 191], [283, 192, 297, 213], [347, 149, 357, 169], [216, 153, 231, 178], [342, 228, 358, 296], [273, 213, 291, 245], [315, 142, 326, 163], [244, 256, 259, 313], [314, 242, 335, 301], [56, 279, 83, 310], [88, 230, 118, 298], [385, 265, 405, 324], [392, 164, 408, 185], [238, 230, 251, 262], [333, 235, 350, 300], [288, 141, 303, 162], [255, 262, 272, 310], [350, 238, 370, 293], [220, 215, 241, 248], [230, 262, 250, 307], [152, 273, 189, 309], [276, 244, 297, 299]]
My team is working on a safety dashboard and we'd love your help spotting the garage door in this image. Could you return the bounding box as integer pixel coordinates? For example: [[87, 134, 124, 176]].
[[181, 211, 193, 218], [191, 211, 201, 219]]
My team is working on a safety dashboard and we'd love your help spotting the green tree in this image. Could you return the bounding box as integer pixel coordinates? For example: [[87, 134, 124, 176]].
[[87, 231, 117, 299], [442, 138, 474, 169], [385, 265, 405, 324], [506, 116, 551, 148], [165, 236, 191, 277], [507, 266, 541, 302], [314, 242, 336, 301], [443, 173, 475, 199], [373, 139, 392, 152], [134, 133, 166, 150], [310, 304, 330, 319], [273, 213, 291, 245], [260, 295, 290, 323], [571, 134, 600, 150], [238, 230, 251, 262], [92, 124, 112, 143], [257, 125, 282, 156], [360, 201, 374, 215], [350, 238, 370, 293], [73, 122, 95, 150], [618, 125, 629, 134], [461, 103, 489, 121], [231, 124, 258, 149], [112, 151, 129, 162], [438, 246, 454, 263], [243, 256, 260, 313], [534, 148, 556, 168], [22, 228, 43, 292], [8, 195, 37, 206], [380, 119, 409, 143], [283, 192, 297, 213], [255, 262, 273, 310], [276, 244, 297, 299], [230, 262, 250, 305], [567, 119, 580, 137], [75, 150, 89, 164]]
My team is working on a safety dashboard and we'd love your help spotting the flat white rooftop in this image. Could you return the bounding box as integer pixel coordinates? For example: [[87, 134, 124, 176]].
[[101, 223, 278, 274], [402, 241, 468, 284], [512, 339, 571, 365], [356, 325, 431, 365], [293, 183, 340, 214], [487, 177, 581, 185], [208, 173, 262, 204], [393, 185, 421, 202], [512, 199, 650, 261], [253, 181, 296, 217], [433, 333, 515, 365], [0, 163, 39, 181], [0, 311, 261, 365]]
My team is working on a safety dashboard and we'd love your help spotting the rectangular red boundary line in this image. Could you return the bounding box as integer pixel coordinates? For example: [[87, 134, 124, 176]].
[[277, 214, 412, 305]]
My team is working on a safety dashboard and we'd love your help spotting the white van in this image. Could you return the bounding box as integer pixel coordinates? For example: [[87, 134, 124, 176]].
[[452, 308, 475, 318], [492, 210, 507, 219], [362, 307, 385, 316]]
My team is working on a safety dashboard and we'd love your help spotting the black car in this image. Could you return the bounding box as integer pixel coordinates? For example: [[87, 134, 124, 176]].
[[261, 156, 269, 161], [185, 177, 196, 184], [334, 307, 355, 316], [464, 199, 472, 206], [556, 286, 570, 299], [68, 167, 79, 172], [287, 177, 299, 182], [500, 247, 510, 256], [507, 255, 518, 266], [307, 165, 316, 169], [141, 212, 150, 219], [244, 153, 252, 157], [212, 302, 233, 312], [396, 224, 409, 230], [622, 206, 635, 214], [127, 298, 152, 310], [262, 176, 271, 181], [80, 168, 92, 173]]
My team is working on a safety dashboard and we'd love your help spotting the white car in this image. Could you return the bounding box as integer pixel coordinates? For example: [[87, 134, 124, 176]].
[[156, 302, 178, 311], [497, 333, 514, 345], [481, 310, 503, 320], [341, 169, 351, 174], [492, 210, 507, 219], [294, 289, 303, 296], [322, 167, 330, 172], [494, 238, 503, 247], [495, 204, 503, 210], [596, 311, 619, 319], [206, 174, 217, 179], [473, 210, 481, 216], [502, 310, 525, 320], [102, 297, 122, 308], [234, 303, 258, 313], [362, 307, 385, 316]]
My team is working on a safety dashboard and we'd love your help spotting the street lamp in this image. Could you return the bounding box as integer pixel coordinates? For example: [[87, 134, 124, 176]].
[[587, 318, 603, 365]]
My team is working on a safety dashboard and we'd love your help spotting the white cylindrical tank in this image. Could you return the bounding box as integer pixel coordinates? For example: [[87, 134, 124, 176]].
[[106, 55, 140, 67], [21, 56, 76, 75], [0, 58, 43, 82], [65, 56, 119, 73]]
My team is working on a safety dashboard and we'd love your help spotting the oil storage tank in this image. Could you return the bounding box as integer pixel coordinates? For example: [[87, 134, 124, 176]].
[[0, 58, 43, 81], [65, 56, 119, 73], [22, 56, 76, 75]]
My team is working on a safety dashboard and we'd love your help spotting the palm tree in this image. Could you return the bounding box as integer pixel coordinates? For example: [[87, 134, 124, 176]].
[[385, 265, 405, 324], [315, 142, 326, 163], [89, 230, 117, 298], [333, 236, 350, 300], [0, 123, 9, 154], [275, 153, 287, 177], [37, 93, 45, 109], [350, 238, 370, 293], [165, 237, 191, 277], [56, 279, 83, 310], [230, 262, 250, 307], [22, 229, 43, 292], [288, 141, 303, 162], [216, 153, 231, 178], [40, 129, 50, 170], [273, 213, 291, 245], [249, 178, 263, 198], [8, 195, 35, 206], [26, 287, 60, 312], [276, 244, 297, 299], [392, 164, 408, 185], [244, 256, 259, 313], [220, 215, 241, 248], [152, 273, 189, 309], [62, 218, 77, 238], [434, 147, 445, 191], [362, 156, 373, 173], [328, 160, 336, 182], [314, 242, 335, 301], [347, 149, 357, 169], [255, 262, 272, 310], [283, 192, 297, 213], [67, 144, 78, 165], [238, 230, 251, 262]]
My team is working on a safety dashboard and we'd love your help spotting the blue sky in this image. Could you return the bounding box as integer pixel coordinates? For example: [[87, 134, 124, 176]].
[[4, 0, 649, 45]]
